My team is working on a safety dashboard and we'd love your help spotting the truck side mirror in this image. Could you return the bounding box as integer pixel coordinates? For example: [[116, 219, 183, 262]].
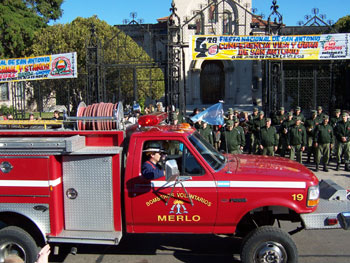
[[165, 159, 179, 182]]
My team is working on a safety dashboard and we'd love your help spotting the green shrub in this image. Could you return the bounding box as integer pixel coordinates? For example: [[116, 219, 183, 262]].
[[0, 104, 14, 116]]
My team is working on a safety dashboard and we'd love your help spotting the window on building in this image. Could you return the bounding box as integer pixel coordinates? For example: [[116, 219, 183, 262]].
[[223, 11, 232, 35], [195, 12, 204, 35], [208, 0, 218, 23], [0, 83, 9, 101]]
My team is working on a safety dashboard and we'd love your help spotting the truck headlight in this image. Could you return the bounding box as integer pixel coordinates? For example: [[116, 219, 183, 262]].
[[307, 185, 320, 207]]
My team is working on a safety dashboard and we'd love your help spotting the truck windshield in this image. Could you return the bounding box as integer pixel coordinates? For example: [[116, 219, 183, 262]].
[[189, 132, 226, 171]]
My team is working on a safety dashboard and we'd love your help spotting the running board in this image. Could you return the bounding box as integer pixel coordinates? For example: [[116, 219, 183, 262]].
[[47, 230, 122, 245]]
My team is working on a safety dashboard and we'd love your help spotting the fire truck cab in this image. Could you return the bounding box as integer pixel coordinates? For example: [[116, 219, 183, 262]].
[[0, 103, 349, 263]]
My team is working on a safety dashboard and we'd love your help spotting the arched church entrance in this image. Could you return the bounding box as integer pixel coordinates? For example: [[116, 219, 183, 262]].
[[200, 61, 225, 104]]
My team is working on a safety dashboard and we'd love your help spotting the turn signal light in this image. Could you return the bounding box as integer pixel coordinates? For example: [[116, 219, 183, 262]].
[[307, 199, 319, 207], [178, 123, 192, 130]]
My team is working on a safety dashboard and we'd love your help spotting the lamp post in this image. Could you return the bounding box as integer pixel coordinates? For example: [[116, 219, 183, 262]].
[[266, 0, 283, 35], [265, 0, 284, 114], [167, 1, 183, 113]]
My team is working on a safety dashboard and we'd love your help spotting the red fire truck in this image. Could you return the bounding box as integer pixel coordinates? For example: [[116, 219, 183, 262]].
[[0, 102, 349, 263]]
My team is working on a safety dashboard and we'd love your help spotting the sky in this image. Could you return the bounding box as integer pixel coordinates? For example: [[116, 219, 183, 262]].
[[51, 0, 349, 27]]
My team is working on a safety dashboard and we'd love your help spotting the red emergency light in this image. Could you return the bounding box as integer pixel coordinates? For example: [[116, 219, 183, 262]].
[[138, 112, 168, 127]]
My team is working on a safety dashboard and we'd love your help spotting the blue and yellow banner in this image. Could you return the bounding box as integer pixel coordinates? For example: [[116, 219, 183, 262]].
[[191, 34, 350, 60], [0, 52, 78, 83]]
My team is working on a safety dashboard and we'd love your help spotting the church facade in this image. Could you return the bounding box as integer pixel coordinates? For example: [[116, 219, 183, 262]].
[[174, 0, 261, 109]]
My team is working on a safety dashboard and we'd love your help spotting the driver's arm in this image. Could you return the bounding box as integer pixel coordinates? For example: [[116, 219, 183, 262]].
[[141, 162, 165, 180]]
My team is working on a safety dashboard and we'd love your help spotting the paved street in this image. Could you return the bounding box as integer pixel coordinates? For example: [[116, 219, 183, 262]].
[[51, 156, 350, 263]]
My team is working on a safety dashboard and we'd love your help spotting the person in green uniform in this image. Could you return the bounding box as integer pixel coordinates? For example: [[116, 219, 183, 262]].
[[330, 109, 341, 127], [314, 115, 334, 172], [288, 116, 307, 163], [272, 107, 286, 126], [304, 110, 319, 163], [233, 116, 245, 153], [316, 106, 326, 123], [212, 125, 221, 151], [258, 118, 278, 156], [170, 112, 179, 125], [334, 112, 350, 171], [220, 120, 241, 154], [199, 120, 213, 145], [175, 108, 185, 124], [330, 109, 341, 159], [252, 111, 266, 154], [247, 107, 259, 154], [293, 106, 305, 124], [272, 107, 286, 154], [225, 108, 234, 121], [239, 111, 250, 152], [279, 112, 295, 158]]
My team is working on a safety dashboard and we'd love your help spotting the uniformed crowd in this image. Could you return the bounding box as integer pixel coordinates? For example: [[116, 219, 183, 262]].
[[187, 106, 350, 172]]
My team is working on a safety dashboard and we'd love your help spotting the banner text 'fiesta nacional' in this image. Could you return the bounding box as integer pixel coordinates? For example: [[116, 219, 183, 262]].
[[0, 52, 78, 83], [191, 34, 350, 60]]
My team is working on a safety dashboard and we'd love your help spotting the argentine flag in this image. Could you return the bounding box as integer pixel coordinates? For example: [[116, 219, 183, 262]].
[[190, 102, 224, 125]]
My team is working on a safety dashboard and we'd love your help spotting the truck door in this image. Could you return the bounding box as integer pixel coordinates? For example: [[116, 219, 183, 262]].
[[128, 138, 218, 233]]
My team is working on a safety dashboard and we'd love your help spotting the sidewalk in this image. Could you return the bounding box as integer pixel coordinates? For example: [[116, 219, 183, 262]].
[[301, 158, 350, 190]]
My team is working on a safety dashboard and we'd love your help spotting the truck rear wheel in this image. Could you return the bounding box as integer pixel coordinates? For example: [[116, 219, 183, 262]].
[[0, 226, 38, 263], [241, 226, 298, 263]]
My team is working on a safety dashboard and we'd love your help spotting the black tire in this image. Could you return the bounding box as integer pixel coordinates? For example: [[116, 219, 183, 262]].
[[0, 226, 38, 263], [241, 226, 298, 263]]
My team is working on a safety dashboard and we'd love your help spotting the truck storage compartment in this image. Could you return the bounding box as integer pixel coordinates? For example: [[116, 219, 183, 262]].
[[0, 156, 50, 196], [62, 155, 115, 231]]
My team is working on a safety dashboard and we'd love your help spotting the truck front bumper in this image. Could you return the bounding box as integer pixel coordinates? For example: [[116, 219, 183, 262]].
[[301, 180, 350, 230]]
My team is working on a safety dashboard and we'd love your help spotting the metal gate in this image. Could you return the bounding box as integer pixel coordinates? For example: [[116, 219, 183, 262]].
[[284, 61, 333, 112], [264, 60, 343, 115], [86, 14, 167, 107]]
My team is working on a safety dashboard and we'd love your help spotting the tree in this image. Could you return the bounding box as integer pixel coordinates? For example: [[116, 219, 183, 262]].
[[0, 0, 63, 58], [30, 16, 164, 112], [334, 15, 350, 33]]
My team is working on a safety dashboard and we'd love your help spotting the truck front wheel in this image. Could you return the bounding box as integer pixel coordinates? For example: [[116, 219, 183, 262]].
[[241, 226, 298, 263], [0, 226, 38, 263]]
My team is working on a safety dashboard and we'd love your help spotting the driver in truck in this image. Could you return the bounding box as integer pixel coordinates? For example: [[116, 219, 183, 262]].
[[141, 141, 166, 180]]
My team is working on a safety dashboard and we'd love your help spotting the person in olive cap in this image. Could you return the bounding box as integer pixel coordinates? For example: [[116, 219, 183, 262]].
[[142, 141, 166, 179], [174, 108, 185, 124], [313, 115, 334, 172], [220, 120, 242, 154], [249, 107, 259, 121], [233, 116, 245, 152], [293, 106, 305, 123], [247, 107, 259, 154], [304, 110, 319, 163], [279, 112, 295, 158], [330, 109, 341, 128], [170, 112, 178, 125], [330, 109, 341, 159], [225, 108, 234, 120], [316, 106, 325, 123], [334, 112, 350, 171], [288, 116, 307, 163], [199, 120, 213, 145], [258, 118, 278, 156], [272, 106, 286, 126], [251, 111, 266, 154]]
